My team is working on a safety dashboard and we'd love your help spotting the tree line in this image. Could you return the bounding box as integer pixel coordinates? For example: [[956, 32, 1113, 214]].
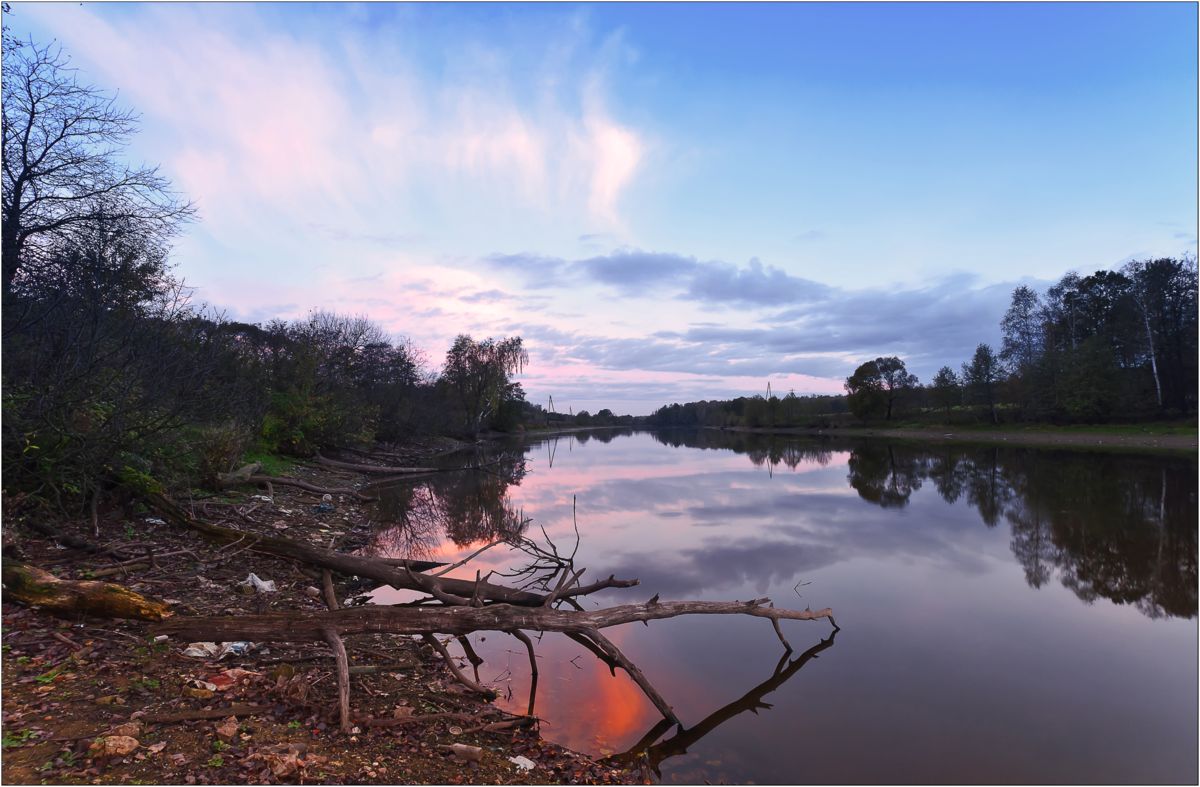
[[647, 393, 849, 429], [843, 258, 1197, 424], [0, 33, 557, 514]]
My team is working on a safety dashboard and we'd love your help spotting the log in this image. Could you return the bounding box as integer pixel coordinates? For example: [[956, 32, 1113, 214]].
[[218, 462, 262, 484], [144, 704, 273, 724], [157, 598, 835, 642], [316, 453, 437, 475], [2, 561, 172, 621], [144, 493, 636, 606], [607, 630, 839, 775], [217, 472, 376, 502]]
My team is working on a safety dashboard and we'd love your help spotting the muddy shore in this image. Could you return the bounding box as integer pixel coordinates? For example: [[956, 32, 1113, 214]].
[[716, 424, 1197, 453], [0, 444, 637, 786]]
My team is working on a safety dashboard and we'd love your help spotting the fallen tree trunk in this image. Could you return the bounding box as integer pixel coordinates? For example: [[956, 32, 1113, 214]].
[[217, 473, 376, 502], [159, 598, 834, 727], [316, 453, 438, 475], [158, 598, 834, 642], [144, 493, 636, 605], [2, 561, 172, 621]]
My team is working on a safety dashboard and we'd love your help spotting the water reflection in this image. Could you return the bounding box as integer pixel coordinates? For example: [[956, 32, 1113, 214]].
[[366, 429, 1197, 783], [604, 629, 838, 780], [644, 431, 1197, 620], [365, 447, 529, 559]]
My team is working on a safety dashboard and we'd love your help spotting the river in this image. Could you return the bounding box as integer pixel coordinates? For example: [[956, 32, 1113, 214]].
[[369, 429, 1197, 784]]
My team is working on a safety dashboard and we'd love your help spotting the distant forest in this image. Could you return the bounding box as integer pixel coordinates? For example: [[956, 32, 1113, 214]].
[[650, 257, 1198, 428]]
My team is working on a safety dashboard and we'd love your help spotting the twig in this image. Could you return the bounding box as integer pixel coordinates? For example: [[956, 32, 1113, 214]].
[[429, 540, 504, 578], [144, 704, 273, 724], [422, 634, 496, 699]]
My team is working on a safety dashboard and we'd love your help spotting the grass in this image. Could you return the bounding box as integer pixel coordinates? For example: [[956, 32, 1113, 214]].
[[2, 729, 38, 749], [241, 449, 295, 477]]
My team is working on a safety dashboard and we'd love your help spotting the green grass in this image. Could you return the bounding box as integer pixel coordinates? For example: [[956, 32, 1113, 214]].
[[242, 450, 295, 477], [2, 729, 38, 749]]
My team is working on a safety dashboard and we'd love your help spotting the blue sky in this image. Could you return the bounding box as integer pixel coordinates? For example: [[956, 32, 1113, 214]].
[[7, 2, 1196, 413]]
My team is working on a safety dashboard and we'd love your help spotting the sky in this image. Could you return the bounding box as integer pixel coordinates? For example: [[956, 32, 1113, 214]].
[[6, 2, 1197, 414]]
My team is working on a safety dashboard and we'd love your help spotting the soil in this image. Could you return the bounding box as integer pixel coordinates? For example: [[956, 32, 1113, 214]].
[[0, 440, 639, 786]]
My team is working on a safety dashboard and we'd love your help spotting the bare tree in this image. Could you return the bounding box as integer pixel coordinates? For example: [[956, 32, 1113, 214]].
[[2, 36, 194, 293]]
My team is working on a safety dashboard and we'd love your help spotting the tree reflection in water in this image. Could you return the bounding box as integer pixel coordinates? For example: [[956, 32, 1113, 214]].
[[603, 629, 838, 781], [365, 448, 530, 560], [648, 430, 1197, 620], [843, 441, 1196, 619]]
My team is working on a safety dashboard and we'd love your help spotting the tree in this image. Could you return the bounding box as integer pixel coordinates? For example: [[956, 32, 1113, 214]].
[[962, 343, 1001, 424], [440, 335, 528, 438], [875, 356, 918, 420], [1122, 256, 1198, 413], [2, 37, 193, 293], [844, 360, 885, 420], [844, 356, 916, 421], [1000, 285, 1043, 374], [931, 366, 961, 415]]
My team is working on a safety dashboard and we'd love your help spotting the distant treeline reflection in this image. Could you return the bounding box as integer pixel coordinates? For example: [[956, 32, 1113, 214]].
[[366, 449, 529, 559], [648, 430, 1197, 620]]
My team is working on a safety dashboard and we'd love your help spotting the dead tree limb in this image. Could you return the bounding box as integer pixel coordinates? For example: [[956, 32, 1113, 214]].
[[144, 705, 273, 724], [158, 599, 832, 725], [316, 453, 438, 475], [2, 561, 172, 621], [236, 477, 376, 501], [423, 634, 497, 699], [325, 628, 352, 734], [605, 629, 839, 777], [159, 599, 834, 643], [321, 569, 340, 611], [584, 627, 679, 725], [509, 629, 539, 717], [454, 635, 485, 684], [144, 493, 637, 606]]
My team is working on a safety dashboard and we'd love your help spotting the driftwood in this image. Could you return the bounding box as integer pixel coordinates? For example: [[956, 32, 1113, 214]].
[[316, 453, 437, 475], [143, 704, 273, 724], [158, 599, 835, 729], [144, 493, 636, 606], [2, 561, 172, 621], [606, 629, 839, 777], [143, 470, 836, 737], [216, 462, 376, 501]]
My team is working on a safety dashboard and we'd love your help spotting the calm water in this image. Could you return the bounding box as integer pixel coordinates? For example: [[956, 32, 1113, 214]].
[[369, 429, 1197, 784]]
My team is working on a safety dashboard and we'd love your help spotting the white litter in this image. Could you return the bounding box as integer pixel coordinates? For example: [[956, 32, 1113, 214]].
[[182, 641, 258, 659], [218, 641, 256, 659], [238, 573, 276, 593], [508, 755, 536, 772], [144, 517, 166, 526], [182, 642, 220, 658]]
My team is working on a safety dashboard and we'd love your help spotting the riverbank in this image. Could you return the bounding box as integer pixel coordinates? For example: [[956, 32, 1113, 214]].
[[718, 422, 1198, 453], [0, 449, 635, 786]]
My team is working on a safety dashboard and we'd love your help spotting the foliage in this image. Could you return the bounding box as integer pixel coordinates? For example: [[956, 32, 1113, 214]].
[[844, 357, 917, 421], [440, 335, 528, 438]]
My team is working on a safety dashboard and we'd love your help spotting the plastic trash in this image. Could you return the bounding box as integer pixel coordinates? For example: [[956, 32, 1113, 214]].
[[508, 755, 536, 771], [238, 573, 277, 593], [182, 642, 220, 658], [218, 641, 256, 659], [250, 495, 274, 503], [144, 517, 166, 526]]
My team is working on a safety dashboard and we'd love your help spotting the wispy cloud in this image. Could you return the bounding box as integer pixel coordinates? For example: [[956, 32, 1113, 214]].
[[485, 249, 832, 306], [21, 4, 649, 241]]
